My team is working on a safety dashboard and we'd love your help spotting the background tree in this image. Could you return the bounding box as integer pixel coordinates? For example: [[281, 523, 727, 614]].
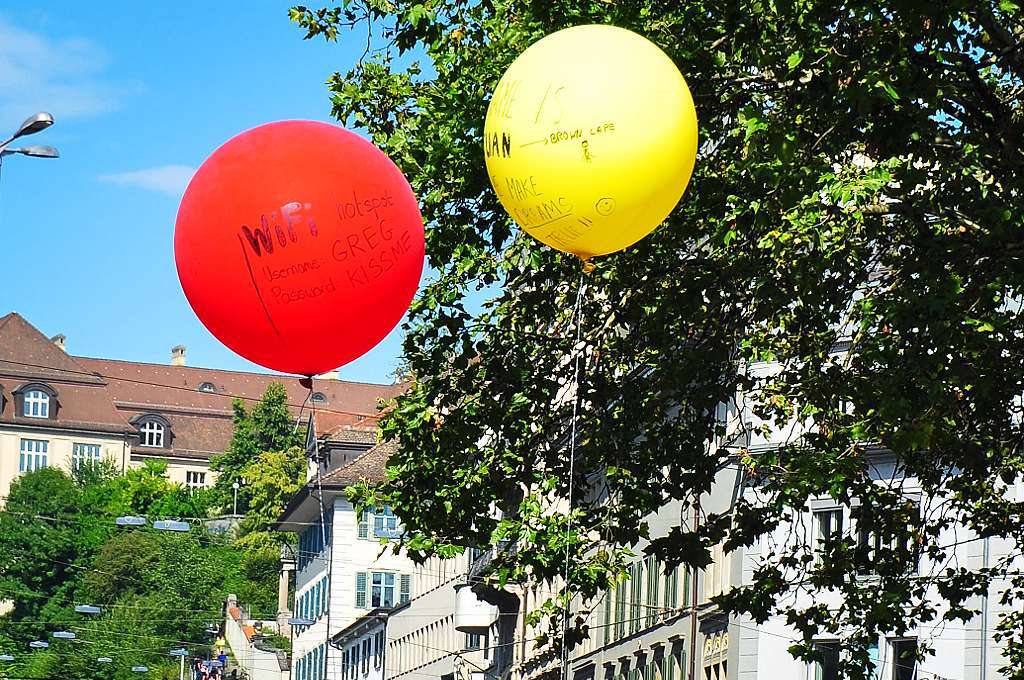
[[292, 1, 1024, 677], [0, 465, 268, 680], [211, 383, 303, 513]]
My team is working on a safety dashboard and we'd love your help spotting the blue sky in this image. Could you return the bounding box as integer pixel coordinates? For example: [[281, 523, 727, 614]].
[[0, 5, 413, 384]]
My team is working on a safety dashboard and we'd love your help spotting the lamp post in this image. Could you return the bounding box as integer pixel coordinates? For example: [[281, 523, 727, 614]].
[[171, 647, 189, 680], [0, 112, 58, 174]]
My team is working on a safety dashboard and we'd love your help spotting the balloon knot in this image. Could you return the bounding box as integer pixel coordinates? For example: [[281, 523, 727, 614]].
[[581, 260, 596, 275]]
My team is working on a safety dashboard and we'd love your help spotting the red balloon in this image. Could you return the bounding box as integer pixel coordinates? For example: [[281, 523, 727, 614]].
[[174, 120, 425, 375]]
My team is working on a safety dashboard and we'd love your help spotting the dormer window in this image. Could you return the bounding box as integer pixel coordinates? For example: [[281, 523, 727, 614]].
[[311, 392, 327, 404], [198, 382, 216, 393], [140, 421, 164, 447], [14, 383, 57, 420], [24, 390, 50, 418], [133, 414, 172, 449]]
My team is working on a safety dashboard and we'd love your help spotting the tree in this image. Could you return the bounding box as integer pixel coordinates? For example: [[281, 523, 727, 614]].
[[211, 383, 303, 512], [292, 1, 1024, 677], [0, 466, 266, 680]]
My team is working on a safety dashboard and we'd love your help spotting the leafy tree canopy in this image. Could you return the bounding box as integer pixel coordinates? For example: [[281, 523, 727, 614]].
[[211, 383, 303, 513], [293, 1, 1024, 677]]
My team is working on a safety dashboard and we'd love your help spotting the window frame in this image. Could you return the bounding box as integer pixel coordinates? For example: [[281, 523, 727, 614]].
[[71, 442, 102, 469], [890, 638, 918, 680], [23, 389, 50, 418], [139, 420, 165, 448], [19, 438, 49, 473], [370, 571, 396, 608]]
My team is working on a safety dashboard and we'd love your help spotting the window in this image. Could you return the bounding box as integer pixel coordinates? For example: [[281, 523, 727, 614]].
[[814, 508, 843, 557], [140, 420, 165, 447], [373, 506, 398, 538], [466, 632, 482, 650], [891, 639, 918, 680], [857, 499, 921, 574], [72, 443, 101, 468], [198, 382, 216, 393], [812, 641, 840, 680], [704, 542, 729, 600], [19, 439, 48, 472], [360, 506, 400, 540], [186, 471, 206, 488], [371, 572, 395, 608], [23, 389, 49, 418], [311, 392, 327, 404]]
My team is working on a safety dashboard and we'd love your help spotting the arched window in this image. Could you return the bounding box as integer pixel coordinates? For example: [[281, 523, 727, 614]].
[[198, 382, 216, 393], [139, 419, 164, 446], [311, 392, 327, 404], [23, 389, 50, 418]]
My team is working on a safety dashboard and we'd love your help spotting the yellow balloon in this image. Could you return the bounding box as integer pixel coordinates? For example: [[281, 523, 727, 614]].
[[484, 25, 698, 260]]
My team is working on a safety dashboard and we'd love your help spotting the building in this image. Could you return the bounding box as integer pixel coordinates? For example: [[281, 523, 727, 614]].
[[274, 440, 426, 680], [0, 311, 400, 499], [331, 609, 388, 680], [0, 312, 133, 498]]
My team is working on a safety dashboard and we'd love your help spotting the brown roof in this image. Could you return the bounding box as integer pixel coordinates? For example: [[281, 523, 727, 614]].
[[74, 357, 403, 462], [274, 440, 397, 530], [0, 313, 130, 435], [321, 439, 396, 488], [0, 311, 406, 461]]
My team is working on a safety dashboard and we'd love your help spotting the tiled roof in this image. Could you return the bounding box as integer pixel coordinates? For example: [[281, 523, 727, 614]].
[[76, 357, 400, 462], [0, 312, 406, 461], [0, 313, 130, 434], [320, 439, 397, 488]]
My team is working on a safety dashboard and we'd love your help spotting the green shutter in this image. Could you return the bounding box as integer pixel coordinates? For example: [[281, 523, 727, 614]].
[[399, 573, 411, 603], [357, 510, 369, 539], [629, 562, 642, 634], [646, 555, 658, 626], [355, 572, 367, 608], [665, 566, 678, 609], [614, 578, 626, 639], [603, 587, 613, 646]]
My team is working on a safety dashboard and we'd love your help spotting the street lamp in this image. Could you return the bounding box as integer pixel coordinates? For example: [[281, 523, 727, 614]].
[[29, 641, 48, 649], [0, 112, 58, 165], [75, 604, 103, 615], [97, 657, 113, 663], [232, 480, 242, 516], [52, 631, 76, 640], [170, 647, 189, 680], [153, 520, 191, 532], [1, 145, 59, 159], [0, 655, 14, 661], [132, 665, 149, 673], [116, 515, 147, 527]]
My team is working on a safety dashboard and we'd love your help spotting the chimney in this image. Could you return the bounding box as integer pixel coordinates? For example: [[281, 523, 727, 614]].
[[51, 334, 66, 353], [171, 345, 186, 366], [318, 369, 340, 381]]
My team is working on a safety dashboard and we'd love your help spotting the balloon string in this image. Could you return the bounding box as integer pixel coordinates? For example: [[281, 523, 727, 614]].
[[561, 270, 587, 680], [305, 376, 335, 671]]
